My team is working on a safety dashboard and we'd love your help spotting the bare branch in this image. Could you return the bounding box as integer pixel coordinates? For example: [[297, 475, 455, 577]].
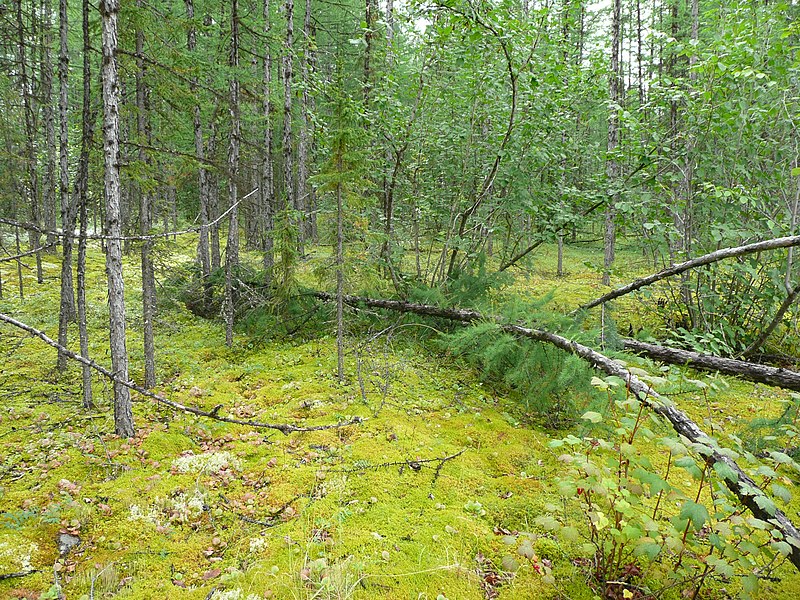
[[574, 235, 800, 313], [0, 311, 363, 435], [0, 188, 258, 243]]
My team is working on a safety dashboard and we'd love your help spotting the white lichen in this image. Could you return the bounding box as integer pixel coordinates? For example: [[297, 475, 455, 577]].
[[171, 451, 242, 475], [210, 590, 261, 600], [248, 536, 268, 553], [0, 540, 38, 573]]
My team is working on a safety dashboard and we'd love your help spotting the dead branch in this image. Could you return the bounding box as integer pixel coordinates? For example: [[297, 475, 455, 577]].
[[313, 292, 800, 570], [0, 569, 37, 581], [741, 284, 800, 359], [622, 338, 800, 391], [574, 235, 800, 313], [0, 312, 363, 435], [0, 241, 57, 263], [0, 187, 256, 243]]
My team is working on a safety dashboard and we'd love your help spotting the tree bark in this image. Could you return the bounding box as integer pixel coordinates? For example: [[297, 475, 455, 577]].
[[282, 0, 295, 230], [262, 0, 275, 279], [100, 0, 134, 437], [56, 0, 75, 372], [622, 338, 800, 391], [603, 0, 621, 286], [297, 0, 313, 244], [186, 0, 212, 307], [224, 0, 241, 347], [336, 153, 344, 382], [42, 0, 57, 248], [16, 0, 44, 284], [136, 0, 156, 388]]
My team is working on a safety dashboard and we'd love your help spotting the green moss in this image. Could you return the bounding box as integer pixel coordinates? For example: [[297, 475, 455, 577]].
[[2, 241, 800, 598]]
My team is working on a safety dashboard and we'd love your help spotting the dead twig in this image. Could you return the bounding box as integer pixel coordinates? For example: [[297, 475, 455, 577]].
[[0, 312, 365, 435]]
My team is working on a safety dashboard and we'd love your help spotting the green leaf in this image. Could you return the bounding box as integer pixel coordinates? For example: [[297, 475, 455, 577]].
[[581, 411, 603, 424], [713, 461, 738, 483], [792, 166, 800, 177], [680, 501, 709, 531], [772, 483, 792, 504], [754, 494, 777, 516]]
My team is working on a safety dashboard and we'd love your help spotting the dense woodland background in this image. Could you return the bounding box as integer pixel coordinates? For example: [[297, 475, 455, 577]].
[[2, 0, 800, 598]]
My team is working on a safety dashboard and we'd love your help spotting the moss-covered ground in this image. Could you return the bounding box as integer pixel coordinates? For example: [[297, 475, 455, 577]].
[[1, 238, 799, 599]]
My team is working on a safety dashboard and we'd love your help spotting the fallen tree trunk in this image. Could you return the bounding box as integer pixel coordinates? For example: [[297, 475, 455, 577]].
[[574, 234, 800, 313], [314, 291, 800, 569], [622, 338, 800, 391]]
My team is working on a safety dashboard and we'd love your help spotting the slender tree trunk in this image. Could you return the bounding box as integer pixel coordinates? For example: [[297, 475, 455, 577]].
[[42, 0, 57, 248], [100, 0, 134, 437], [16, 0, 44, 284], [185, 0, 212, 306], [209, 122, 221, 271], [364, 0, 375, 102], [262, 0, 275, 279], [137, 0, 156, 388], [603, 0, 621, 286], [76, 0, 93, 408], [224, 0, 241, 347], [56, 0, 74, 372], [282, 0, 294, 217], [297, 0, 313, 245], [336, 153, 344, 382]]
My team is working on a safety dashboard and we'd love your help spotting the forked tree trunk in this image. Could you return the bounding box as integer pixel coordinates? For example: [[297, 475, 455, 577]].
[[100, 0, 134, 437]]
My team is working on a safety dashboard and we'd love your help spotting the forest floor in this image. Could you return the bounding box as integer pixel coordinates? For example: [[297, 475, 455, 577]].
[[1, 238, 799, 599]]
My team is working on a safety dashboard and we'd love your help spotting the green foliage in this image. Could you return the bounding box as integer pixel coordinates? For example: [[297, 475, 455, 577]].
[[444, 315, 595, 428], [547, 379, 793, 599]]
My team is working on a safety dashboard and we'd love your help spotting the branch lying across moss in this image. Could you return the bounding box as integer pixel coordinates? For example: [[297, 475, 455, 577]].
[[314, 292, 800, 571], [0, 312, 363, 435], [573, 234, 800, 313]]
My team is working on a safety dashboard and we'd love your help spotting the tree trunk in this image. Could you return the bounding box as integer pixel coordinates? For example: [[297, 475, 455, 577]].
[[42, 0, 57, 248], [16, 0, 44, 284], [185, 0, 212, 306], [297, 0, 313, 245], [100, 0, 134, 437], [603, 0, 621, 286], [282, 0, 294, 218], [137, 0, 156, 388], [224, 0, 241, 347], [56, 0, 75, 372], [336, 154, 344, 382], [77, 0, 93, 408], [261, 0, 275, 279]]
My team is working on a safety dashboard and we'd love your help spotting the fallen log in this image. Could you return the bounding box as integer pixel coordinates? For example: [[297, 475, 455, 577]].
[[573, 235, 800, 313], [622, 338, 800, 392], [314, 291, 800, 570]]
